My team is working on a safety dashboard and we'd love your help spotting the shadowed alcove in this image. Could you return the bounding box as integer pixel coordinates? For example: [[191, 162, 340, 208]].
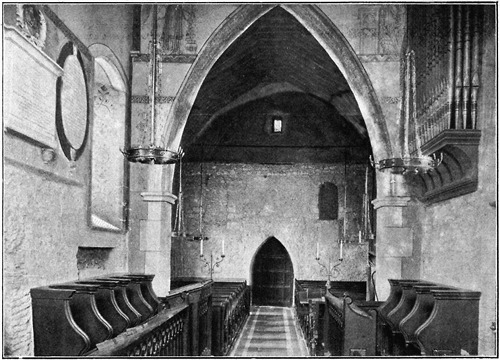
[[252, 237, 294, 307]]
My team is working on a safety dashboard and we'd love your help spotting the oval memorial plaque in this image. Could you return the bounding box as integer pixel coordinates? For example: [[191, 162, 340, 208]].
[[56, 42, 89, 161]]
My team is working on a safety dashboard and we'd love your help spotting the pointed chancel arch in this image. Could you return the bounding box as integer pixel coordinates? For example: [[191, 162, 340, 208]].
[[251, 237, 294, 307], [162, 4, 393, 162]]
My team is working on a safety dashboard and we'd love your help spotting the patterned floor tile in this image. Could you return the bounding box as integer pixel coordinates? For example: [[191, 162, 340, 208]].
[[230, 306, 309, 357]]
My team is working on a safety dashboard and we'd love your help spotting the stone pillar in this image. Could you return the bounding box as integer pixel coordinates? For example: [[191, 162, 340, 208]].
[[140, 167, 177, 296], [372, 171, 414, 300]]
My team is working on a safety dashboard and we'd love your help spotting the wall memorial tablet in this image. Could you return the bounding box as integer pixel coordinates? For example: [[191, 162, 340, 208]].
[[55, 41, 90, 161], [4, 25, 63, 148]]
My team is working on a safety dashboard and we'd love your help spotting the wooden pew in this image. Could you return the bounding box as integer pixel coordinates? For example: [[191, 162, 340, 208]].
[[103, 275, 154, 322], [294, 279, 367, 356], [75, 279, 132, 336], [399, 284, 452, 349], [329, 281, 368, 301], [30, 274, 189, 357], [212, 297, 231, 356], [414, 288, 481, 355], [323, 291, 380, 356], [378, 279, 481, 356], [294, 279, 324, 355], [376, 279, 421, 355], [211, 280, 250, 356]]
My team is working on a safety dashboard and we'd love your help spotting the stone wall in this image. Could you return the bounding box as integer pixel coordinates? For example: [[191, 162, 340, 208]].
[[172, 163, 370, 283], [2, 5, 134, 356], [407, 9, 497, 355]]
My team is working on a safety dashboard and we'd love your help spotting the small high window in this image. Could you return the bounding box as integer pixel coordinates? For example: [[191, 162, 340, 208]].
[[272, 117, 283, 133], [318, 182, 338, 220]]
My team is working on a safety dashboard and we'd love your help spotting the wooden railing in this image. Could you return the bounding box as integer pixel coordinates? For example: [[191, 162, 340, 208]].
[[90, 305, 189, 356], [163, 279, 213, 356], [167, 277, 250, 356]]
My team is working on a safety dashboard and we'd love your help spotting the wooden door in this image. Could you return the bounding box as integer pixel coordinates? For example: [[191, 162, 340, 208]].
[[252, 237, 294, 307]]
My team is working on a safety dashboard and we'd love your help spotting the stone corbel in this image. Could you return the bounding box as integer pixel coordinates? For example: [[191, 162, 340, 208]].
[[140, 191, 177, 204], [372, 196, 411, 210]]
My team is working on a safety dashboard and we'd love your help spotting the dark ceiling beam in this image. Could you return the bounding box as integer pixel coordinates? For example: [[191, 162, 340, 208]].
[[189, 143, 368, 149]]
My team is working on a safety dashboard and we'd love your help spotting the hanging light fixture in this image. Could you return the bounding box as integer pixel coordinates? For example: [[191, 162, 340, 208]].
[[193, 160, 209, 241], [370, 15, 442, 175], [122, 5, 180, 165], [172, 147, 187, 238], [172, 148, 208, 242]]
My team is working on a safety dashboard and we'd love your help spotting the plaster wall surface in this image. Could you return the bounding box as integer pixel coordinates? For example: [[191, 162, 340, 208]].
[[2, 5, 134, 356], [318, 4, 404, 154], [172, 163, 369, 283], [131, 3, 400, 293], [414, 11, 497, 355], [135, 4, 401, 155], [131, 3, 403, 284], [49, 4, 135, 76]]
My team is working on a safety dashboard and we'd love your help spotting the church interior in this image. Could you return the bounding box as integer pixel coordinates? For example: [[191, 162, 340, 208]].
[[3, 3, 497, 357]]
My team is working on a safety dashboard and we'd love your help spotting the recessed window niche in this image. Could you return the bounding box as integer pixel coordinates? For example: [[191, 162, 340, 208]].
[[265, 112, 287, 135], [76, 247, 112, 278], [318, 182, 338, 220]]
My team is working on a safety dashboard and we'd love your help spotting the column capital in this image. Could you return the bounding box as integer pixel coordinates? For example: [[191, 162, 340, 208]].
[[372, 196, 411, 210], [141, 191, 177, 204]]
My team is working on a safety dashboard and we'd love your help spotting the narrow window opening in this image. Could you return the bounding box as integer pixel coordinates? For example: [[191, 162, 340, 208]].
[[272, 117, 283, 133], [319, 182, 338, 220]]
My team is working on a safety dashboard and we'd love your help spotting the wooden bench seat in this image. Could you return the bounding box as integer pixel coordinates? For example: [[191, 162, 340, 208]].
[[30, 274, 186, 357], [377, 279, 481, 356]]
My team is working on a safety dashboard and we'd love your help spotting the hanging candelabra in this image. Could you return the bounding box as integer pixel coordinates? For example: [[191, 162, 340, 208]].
[[122, 5, 180, 164], [192, 160, 209, 241], [360, 166, 375, 243], [172, 152, 209, 242], [370, 33, 442, 174], [172, 147, 187, 237]]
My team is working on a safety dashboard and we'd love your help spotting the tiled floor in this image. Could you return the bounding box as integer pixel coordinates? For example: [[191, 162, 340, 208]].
[[230, 306, 309, 357]]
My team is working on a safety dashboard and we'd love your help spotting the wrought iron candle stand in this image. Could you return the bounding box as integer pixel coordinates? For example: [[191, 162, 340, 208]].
[[200, 252, 225, 280], [315, 254, 343, 289]]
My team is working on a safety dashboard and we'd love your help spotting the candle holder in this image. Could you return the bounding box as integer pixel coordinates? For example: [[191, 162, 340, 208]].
[[315, 255, 343, 289], [200, 252, 225, 279]]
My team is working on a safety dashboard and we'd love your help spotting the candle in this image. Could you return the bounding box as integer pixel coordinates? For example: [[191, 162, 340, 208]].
[[200, 238, 203, 256], [222, 238, 225, 256], [339, 240, 343, 259], [316, 242, 319, 259]]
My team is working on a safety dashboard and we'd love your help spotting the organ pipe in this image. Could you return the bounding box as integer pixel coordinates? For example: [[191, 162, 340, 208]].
[[409, 4, 481, 151]]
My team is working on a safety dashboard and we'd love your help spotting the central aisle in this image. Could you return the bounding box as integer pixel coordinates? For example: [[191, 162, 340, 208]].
[[230, 306, 309, 357]]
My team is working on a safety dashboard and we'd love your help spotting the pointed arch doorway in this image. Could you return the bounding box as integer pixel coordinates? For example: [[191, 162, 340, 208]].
[[252, 237, 294, 307]]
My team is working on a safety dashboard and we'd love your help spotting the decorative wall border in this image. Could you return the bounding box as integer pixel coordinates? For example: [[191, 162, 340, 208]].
[[131, 52, 197, 64], [358, 54, 400, 62], [131, 95, 176, 104]]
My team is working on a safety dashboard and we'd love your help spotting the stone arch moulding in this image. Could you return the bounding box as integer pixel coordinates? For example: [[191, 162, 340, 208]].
[[161, 4, 393, 176], [88, 43, 129, 88]]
